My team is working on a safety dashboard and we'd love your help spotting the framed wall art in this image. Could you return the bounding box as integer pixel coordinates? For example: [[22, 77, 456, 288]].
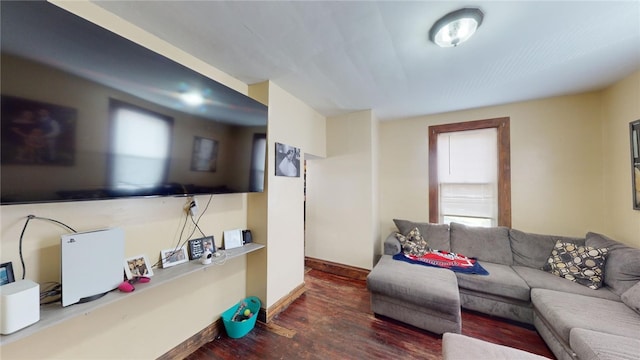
[[275, 142, 300, 177], [631, 120, 640, 210]]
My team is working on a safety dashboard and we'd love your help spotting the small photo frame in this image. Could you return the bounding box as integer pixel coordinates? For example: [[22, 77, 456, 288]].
[[160, 246, 189, 268], [0, 262, 15, 286], [223, 229, 243, 250], [188, 236, 216, 260], [124, 254, 154, 280]]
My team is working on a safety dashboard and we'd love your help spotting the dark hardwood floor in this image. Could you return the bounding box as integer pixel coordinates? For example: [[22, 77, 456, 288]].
[[185, 269, 555, 359]]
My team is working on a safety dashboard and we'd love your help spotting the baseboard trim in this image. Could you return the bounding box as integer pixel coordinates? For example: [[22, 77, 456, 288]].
[[259, 282, 306, 323], [305, 257, 370, 281], [157, 318, 223, 360]]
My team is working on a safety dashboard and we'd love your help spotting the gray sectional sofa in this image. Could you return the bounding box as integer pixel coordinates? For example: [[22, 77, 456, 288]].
[[366, 220, 640, 360]]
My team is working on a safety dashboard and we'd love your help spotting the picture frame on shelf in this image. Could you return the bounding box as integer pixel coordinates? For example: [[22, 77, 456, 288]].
[[223, 229, 243, 249], [160, 246, 189, 268], [188, 236, 215, 260], [124, 254, 154, 280], [0, 262, 15, 285]]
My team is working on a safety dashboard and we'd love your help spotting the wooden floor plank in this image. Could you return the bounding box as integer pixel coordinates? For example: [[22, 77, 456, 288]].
[[185, 269, 554, 359]]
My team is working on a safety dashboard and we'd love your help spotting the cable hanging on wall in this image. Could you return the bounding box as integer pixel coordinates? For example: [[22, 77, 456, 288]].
[[18, 215, 77, 280]]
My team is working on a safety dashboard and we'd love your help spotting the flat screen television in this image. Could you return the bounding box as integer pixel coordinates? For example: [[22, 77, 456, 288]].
[[0, 1, 268, 205]]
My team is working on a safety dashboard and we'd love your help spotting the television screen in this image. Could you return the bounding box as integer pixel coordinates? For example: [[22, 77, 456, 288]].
[[0, 1, 268, 204]]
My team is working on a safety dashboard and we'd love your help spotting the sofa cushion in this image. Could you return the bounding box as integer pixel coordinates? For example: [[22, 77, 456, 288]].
[[509, 228, 584, 269], [621, 281, 640, 315], [531, 288, 640, 343], [456, 262, 530, 301], [585, 232, 640, 296], [570, 328, 640, 360], [449, 222, 513, 265], [542, 240, 608, 289], [384, 232, 402, 255], [443, 333, 551, 360], [512, 266, 621, 302], [393, 219, 450, 251], [367, 255, 459, 314], [395, 228, 430, 256]]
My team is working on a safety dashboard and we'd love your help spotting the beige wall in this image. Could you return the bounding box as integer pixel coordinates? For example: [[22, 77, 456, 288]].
[[380, 92, 608, 243], [1, 1, 255, 358], [256, 81, 326, 308], [0, 195, 250, 358], [601, 71, 640, 247], [379, 74, 639, 248], [305, 110, 380, 269]]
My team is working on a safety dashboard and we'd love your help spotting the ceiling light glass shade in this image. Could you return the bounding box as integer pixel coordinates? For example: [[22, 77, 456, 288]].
[[429, 8, 484, 47]]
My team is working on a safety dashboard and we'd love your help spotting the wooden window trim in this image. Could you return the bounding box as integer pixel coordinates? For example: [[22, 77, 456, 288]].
[[428, 117, 511, 227]]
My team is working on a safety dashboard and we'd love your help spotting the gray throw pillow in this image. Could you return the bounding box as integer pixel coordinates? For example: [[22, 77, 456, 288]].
[[621, 281, 640, 315], [585, 232, 640, 296], [393, 219, 450, 251], [509, 228, 585, 269], [449, 222, 512, 265]]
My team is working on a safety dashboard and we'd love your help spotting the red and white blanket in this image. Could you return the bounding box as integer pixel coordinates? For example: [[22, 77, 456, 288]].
[[393, 250, 489, 275]]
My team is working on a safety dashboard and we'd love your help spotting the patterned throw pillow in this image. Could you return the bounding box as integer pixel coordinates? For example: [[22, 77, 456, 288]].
[[543, 240, 608, 289], [395, 227, 430, 257]]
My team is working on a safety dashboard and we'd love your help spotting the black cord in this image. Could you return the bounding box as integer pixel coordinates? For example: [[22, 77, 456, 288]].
[[151, 195, 214, 269], [31, 216, 77, 233], [151, 210, 190, 269], [184, 195, 213, 242], [18, 215, 77, 280], [40, 282, 62, 305], [190, 215, 207, 237]]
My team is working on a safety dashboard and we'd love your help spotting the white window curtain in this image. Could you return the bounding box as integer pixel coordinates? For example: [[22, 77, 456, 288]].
[[437, 128, 497, 227]]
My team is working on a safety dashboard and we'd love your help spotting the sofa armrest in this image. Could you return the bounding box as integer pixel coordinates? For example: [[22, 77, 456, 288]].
[[384, 232, 401, 255]]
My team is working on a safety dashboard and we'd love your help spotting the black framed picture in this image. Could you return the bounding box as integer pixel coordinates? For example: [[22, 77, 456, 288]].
[[275, 142, 300, 177], [0, 262, 15, 285], [631, 120, 640, 210]]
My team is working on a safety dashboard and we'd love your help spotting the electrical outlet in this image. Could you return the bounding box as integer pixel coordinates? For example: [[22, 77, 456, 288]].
[[184, 197, 198, 216], [189, 198, 198, 217]]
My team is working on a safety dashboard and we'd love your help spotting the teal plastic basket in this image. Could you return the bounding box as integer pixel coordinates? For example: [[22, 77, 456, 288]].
[[221, 296, 261, 338]]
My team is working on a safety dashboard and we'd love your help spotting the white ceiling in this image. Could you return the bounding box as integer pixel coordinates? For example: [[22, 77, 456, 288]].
[[95, 1, 640, 121]]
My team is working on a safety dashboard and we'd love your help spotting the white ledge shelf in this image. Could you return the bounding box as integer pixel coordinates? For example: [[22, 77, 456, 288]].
[[0, 243, 264, 346]]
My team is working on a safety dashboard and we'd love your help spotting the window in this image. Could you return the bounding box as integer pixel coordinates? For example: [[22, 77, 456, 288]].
[[428, 118, 511, 227], [108, 100, 173, 191]]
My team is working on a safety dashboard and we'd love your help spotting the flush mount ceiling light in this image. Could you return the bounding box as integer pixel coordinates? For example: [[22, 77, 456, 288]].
[[429, 7, 484, 47]]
